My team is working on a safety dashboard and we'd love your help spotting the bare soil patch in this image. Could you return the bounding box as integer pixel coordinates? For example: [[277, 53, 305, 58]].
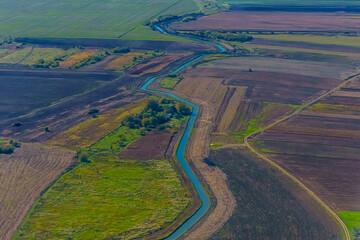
[[120, 131, 176, 160], [0, 144, 75, 240], [129, 53, 190, 76]]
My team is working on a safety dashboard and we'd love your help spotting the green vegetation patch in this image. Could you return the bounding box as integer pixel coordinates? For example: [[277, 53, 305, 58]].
[[338, 211, 360, 240], [15, 158, 190, 240], [0, 140, 20, 154], [0, 47, 79, 66], [160, 74, 184, 89], [253, 34, 360, 48], [308, 103, 360, 115]]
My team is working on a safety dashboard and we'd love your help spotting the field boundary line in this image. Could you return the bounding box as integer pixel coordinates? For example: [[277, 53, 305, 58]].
[[244, 72, 360, 240]]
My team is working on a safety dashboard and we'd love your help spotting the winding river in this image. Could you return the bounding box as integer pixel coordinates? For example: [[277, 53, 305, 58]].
[[140, 26, 225, 240]]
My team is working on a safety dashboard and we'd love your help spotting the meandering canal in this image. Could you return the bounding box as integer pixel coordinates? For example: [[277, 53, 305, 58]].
[[140, 26, 225, 240]]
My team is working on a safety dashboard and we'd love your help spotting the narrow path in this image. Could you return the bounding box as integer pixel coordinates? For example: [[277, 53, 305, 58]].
[[244, 73, 360, 240]]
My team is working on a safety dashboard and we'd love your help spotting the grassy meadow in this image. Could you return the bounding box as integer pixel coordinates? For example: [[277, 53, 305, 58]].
[[0, 0, 198, 40], [253, 34, 360, 48]]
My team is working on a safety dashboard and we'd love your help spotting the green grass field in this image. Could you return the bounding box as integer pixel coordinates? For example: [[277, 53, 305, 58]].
[[0, 0, 198, 40], [223, 0, 360, 5], [253, 34, 360, 48], [338, 211, 360, 240], [15, 101, 191, 239]]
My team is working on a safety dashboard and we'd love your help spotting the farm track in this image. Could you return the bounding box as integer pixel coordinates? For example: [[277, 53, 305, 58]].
[[244, 72, 360, 240]]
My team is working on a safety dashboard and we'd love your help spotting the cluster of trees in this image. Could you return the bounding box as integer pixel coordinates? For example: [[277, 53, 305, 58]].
[[0, 140, 21, 154], [33, 59, 59, 68], [0, 36, 13, 46], [122, 98, 192, 132], [112, 47, 130, 54], [187, 31, 253, 42], [71, 51, 108, 69]]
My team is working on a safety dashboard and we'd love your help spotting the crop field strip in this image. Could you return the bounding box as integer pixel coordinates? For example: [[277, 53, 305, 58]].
[[0, 144, 75, 240]]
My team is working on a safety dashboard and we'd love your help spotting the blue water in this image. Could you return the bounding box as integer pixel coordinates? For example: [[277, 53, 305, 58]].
[[141, 26, 225, 240]]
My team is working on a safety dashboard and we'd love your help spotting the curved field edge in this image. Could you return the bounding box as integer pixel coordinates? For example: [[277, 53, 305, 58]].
[[13, 99, 198, 240]]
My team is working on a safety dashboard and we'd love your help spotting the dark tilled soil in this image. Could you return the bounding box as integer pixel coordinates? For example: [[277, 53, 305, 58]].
[[119, 131, 176, 160]]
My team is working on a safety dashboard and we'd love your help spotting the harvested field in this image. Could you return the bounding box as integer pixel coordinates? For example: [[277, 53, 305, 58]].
[[174, 69, 228, 109], [0, 69, 118, 122], [129, 53, 191, 76], [58, 49, 99, 68], [47, 99, 148, 150], [171, 11, 360, 32], [0, 73, 147, 143], [252, 77, 360, 211], [0, 143, 75, 240], [209, 148, 341, 239], [200, 57, 355, 79], [120, 131, 176, 160], [15, 37, 213, 52]]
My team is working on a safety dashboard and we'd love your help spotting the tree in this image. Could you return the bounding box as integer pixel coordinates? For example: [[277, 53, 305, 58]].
[[147, 99, 162, 112], [12, 122, 22, 127], [88, 108, 99, 116], [44, 127, 51, 132]]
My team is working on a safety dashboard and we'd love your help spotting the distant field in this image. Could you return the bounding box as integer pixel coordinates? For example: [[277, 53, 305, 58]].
[[0, 0, 198, 40], [0, 69, 118, 122], [253, 34, 360, 48], [209, 148, 341, 239], [0, 144, 75, 240], [171, 11, 360, 32], [224, 0, 360, 5]]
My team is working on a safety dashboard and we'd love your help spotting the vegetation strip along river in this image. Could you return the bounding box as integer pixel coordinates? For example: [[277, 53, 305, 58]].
[[140, 25, 225, 240]]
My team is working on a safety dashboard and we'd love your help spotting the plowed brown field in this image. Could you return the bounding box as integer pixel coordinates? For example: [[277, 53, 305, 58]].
[[0, 144, 75, 240]]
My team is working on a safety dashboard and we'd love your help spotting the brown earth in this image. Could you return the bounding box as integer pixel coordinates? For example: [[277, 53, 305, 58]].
[[120, 131, 176, 160], [129, 53, 190, 76], [252, 76, 360, 211], [0, 144, 75, 240], [171, 11, 360, 32]]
